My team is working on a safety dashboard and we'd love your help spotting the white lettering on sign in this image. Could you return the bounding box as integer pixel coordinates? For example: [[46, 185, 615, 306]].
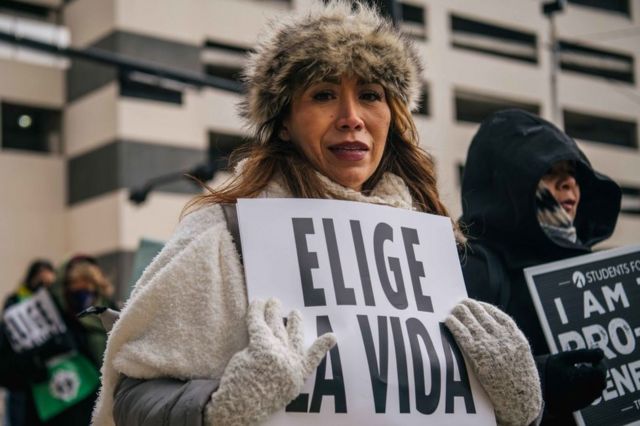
[[525, 244, 640, 425], [3, 289, 67, 353]]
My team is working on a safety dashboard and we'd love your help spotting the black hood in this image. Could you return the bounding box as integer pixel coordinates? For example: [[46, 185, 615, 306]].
[[460, 109, 621, 268]]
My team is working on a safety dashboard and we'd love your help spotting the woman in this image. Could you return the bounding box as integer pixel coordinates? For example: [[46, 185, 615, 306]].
[[93, 2, 542, 425], [460, 109, 621, 425], [61, 256, 116, 369], [1, 260, 57, 426], [35, 256, 115, 425]]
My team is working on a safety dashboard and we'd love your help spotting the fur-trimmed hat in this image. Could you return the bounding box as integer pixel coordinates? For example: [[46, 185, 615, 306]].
[[241, 0, 423, 144]]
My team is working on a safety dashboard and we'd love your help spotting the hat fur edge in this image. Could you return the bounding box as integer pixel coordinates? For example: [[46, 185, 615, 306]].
[[240, 0, 424, 144]]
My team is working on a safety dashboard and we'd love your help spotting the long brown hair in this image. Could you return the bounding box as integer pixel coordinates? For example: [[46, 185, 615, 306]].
[[184, 94, 451, 219], [65, 260, 114, 298]]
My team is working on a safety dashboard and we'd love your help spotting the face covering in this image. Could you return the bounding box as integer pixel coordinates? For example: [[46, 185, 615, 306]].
[[67, 290, 97, 314], [535, 182, 578, 244]]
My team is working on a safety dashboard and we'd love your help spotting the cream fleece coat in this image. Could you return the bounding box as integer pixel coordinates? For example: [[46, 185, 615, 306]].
[[91, 173, 415, 426]]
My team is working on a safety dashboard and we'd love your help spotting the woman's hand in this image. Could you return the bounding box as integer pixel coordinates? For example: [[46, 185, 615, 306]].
[[445, 299, 542, 426], [205, 298, 336, 426]]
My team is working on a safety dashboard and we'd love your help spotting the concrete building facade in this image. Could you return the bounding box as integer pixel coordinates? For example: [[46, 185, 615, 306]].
[[1, 0, 639, 301]]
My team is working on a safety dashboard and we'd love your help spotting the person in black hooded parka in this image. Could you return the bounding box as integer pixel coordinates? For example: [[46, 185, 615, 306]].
[[459, 109, 622, 425]]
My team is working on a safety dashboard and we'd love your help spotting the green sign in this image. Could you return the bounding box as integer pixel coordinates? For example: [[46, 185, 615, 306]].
[[31, 352, 100, 421]]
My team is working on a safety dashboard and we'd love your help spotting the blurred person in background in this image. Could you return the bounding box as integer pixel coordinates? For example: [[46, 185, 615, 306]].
[[93, 2, 544, 426], [1, 260, 56, 426], [459, 109, 622, 425], [0, 256, 114, 425], [60, 255, 117, 369], [2, 259, 56, 309]]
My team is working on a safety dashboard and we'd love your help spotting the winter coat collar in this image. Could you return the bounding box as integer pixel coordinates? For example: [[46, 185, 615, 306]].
[[259, 171, 415, 211]]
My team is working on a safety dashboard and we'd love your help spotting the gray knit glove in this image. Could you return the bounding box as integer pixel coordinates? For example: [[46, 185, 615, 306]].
[[204, 298, 337, 426], [445, 299, 542, 426]]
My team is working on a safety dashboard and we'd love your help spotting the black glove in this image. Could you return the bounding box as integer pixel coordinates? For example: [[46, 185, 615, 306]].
[[543, 348, 607, 414]]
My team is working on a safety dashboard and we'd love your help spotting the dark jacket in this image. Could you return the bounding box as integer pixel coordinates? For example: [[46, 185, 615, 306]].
[[459, 109, 621, 423]]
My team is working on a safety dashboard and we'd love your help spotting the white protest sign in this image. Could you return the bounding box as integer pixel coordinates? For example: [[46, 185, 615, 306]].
[[238, 198, 495, 425], [3, 289, 67, 353], [525, 245, 640, 426]]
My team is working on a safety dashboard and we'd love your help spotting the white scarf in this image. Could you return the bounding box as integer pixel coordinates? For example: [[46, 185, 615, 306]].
[[91, 173, 417, 425]]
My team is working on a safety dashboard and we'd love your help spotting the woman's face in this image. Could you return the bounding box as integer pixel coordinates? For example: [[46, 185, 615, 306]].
[[68, 276, 96, 293], [540, 161, 581, 220], [29, 268, 56, 291], [281, 74, 391, 191]]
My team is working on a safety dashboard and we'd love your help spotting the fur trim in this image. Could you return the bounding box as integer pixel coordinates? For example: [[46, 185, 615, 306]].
[[241, 0, 423, 144], [91, 205, 249, 426]]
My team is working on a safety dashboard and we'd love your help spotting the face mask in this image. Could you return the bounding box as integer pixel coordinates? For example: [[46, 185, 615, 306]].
[[67, 290, 97, 314], [535, 182, 578, 244]]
